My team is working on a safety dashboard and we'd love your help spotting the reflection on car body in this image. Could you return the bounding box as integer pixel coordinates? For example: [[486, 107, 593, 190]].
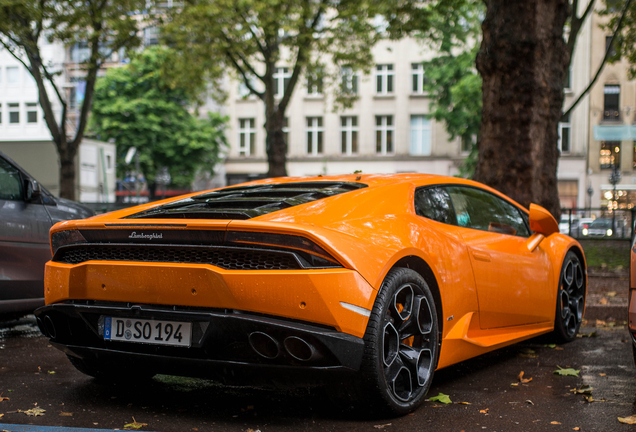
[[35, 174, 586, 415], [0, 152, 93, 318]]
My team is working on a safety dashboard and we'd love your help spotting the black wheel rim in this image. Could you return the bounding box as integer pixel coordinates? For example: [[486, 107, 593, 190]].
[[559, 257, 585, 337], [382, 283, 435, 402]]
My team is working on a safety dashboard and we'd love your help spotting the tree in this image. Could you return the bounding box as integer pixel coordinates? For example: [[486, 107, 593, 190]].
[[162, 0, 455, 177], [475, 0, 603, 218], [0, 0, 151, 200], [90, 47, 228, 198]]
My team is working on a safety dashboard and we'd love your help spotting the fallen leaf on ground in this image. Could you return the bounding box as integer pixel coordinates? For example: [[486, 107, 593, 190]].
[[599, 373, 607, 376], [48, 371, 56, 374], [518, 371, 532, 384], [573, 427, 581, 431], [545, 344, 556, 348], [18, 407, 45, 416], [618, 415, 636, 424], [551, 421, 561, 425], [510, 383, 519, 386], [596, 320, 607, 327], [0, 414, 3, 418], [577, 331, 597, 338], [429, 393, 452, 404], [480, 409, 489, 414], [570, 385, 593, 394], [599, 298, 608, 305], [607, 291, 617, 297], [458, 402, 471, 405], [554, 366, 580, 377], [585, 396, 596, 403], [519, 348, 538, 358], [124, 417, 147, 430], [373, 424, 391, 429], [526, 400, 534, 405], [59, 412, 73, 416], [0, 397, 8, 402]]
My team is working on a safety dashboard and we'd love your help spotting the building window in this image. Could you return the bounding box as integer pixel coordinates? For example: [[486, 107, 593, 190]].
[[376, 64, 394, 94], [306, 117, 323, 155], [376, 115, 394, 154], [238, 75, 256, 98], [461, 136, 475, 153], [6, 67, 19, 85], [341, 67, 358, 94], [412, 63, 426, 94], [144, 26, 159, 46], [606, 35, 617, 57], [603, 85, 620, 121], [274, 67, 291, 98], [26, 103, 37, 124], [410, 116, 431, 155], [340, 116, 358, 155], [306, 71, 323, 96], [558, 180, 578, 210], [238, 118, 256, 156], [8, 103, 19, 124], [633, 141, 636, 169], [600, 141, 620, 169], [558, 114, 570, 153], [70, 42, 91, 63], [563, 66, 572, 91]]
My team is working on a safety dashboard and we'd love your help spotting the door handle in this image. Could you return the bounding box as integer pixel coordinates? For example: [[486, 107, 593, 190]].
[[472, 251, 491, 262]]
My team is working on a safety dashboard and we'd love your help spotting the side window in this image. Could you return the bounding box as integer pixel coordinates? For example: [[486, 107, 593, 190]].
[[446, 186, 530, 237], [0, 158, 23, 201], [414, 187, 457, 225]]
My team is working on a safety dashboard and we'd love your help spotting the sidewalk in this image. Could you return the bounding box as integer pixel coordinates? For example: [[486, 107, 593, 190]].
[[585, 268, 629, 321]]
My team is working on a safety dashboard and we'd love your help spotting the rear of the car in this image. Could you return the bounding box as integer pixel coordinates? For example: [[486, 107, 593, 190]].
[[35, 180, 386, 384]]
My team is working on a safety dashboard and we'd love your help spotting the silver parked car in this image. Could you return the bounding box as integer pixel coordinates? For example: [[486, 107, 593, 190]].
[[0, 152, 93, 318]]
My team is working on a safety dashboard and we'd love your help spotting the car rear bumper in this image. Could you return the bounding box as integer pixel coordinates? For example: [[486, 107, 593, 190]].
[[35, 301, 365, 381], [44, 261, 375, 338]]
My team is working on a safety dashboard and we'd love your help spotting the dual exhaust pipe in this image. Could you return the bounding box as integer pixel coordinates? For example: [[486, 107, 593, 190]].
[[248, 332, 321, 362], [36, 315, 57, 339]]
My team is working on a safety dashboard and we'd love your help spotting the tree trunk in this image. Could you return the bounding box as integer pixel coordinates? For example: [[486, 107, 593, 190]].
[[58, 137, 77, 201], [265, 107, 288, 178], [476, 0, 569, 219]]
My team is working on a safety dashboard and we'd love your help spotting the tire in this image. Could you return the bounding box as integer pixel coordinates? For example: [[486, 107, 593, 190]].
[[632, 344, 636, 367], [67, 355, 155, 382], [552, 251, 586, 343], [355, 268, 439, 416]]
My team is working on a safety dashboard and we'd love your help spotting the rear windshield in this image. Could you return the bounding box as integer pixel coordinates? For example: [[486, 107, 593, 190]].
[[125, 181, 367, 220]]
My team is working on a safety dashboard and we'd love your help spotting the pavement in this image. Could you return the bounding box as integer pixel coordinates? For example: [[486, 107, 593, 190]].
[[585, 268, 630, 322]]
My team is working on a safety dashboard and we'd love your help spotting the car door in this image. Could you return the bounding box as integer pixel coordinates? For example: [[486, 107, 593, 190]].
[[445, 186, 553, 329], [0, 156, 53, 312]]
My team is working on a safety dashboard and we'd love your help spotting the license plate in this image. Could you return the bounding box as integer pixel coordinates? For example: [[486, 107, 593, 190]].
[[104, 317, 192, 347]]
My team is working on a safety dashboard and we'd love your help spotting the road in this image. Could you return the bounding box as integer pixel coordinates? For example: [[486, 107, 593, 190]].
[[0, 316, 635, 432]]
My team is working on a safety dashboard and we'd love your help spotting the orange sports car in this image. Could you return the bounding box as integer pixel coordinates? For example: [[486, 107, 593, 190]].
[[35, 174, 586, 415]]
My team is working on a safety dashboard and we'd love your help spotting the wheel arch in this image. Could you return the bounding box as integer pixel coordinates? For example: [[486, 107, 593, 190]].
[[391, 255, 444, 343]]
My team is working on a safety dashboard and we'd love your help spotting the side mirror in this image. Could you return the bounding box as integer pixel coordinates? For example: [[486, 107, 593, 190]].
[[528, 203, 559, 236], [24, 178, 41, 202]]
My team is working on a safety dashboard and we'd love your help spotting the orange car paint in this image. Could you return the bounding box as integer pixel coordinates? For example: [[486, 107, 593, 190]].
[[44, 173, 586, 370]]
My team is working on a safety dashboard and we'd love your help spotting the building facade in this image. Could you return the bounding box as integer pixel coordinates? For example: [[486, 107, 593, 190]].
[[223, 38, 466, 185], [223, 35, 591, 206], [587, 7, 636, 213], [0, 43, 116, 202]]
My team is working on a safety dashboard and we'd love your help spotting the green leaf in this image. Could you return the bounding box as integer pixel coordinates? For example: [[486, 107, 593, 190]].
[[545, 344, 556, 348], [554, 366, 580, 377], [429, 393, 452, 404]]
